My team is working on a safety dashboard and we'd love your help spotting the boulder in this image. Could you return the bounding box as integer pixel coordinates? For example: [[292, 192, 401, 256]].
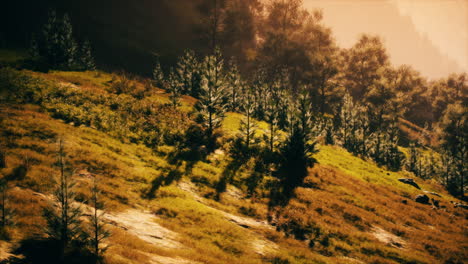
[[415, 194, 430, 204], [398, 178, 421, 189], [423, 191, 441, 197], [454, 203, 468, 210]]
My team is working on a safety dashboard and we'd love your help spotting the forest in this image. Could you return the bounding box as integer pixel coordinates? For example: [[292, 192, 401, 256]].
[[0, 0, 466, 263]]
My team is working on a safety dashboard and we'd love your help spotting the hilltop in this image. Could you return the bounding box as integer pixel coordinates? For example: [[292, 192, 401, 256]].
[[0, 63, 466, 264]]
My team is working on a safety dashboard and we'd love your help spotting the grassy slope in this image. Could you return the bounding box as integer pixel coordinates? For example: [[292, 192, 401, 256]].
[[0, 67, 466, 264]]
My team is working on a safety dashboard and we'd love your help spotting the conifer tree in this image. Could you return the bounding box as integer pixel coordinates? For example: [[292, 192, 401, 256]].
[[153, 58, 165, 88], [252, 67, 268, 120], [441, 151, 456, 190], [167, 68, 182, 107], [439, 103, 466, 197], [176, 49, 199, 96], [278, 90, 318, 198], [195, 47, 227, 138], [43, 139, 83, 260], [325, 119, 335, 145], [29, 35, 40, 59], [407, 142, 420, 176], [80, 39, 96, 71], [226, 58, 242, 111], [275, 87, 290, 130], [58, 14, 78, 70], [88, 175, 110, 263], [265, 98, 279, 153], [239, 86, 257, 151], [339, 92, 358, 152], [42, 9, 60, 67], [34, 10, 80, 70], [356, 106, 371, 155]]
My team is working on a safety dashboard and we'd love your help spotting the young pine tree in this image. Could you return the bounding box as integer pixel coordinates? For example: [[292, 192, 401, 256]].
[[36, 10, 79, 70], [264, 99, 279, 153], [339, 92, 358, 152], [441, 151, 456, 191], [58, 14, 78, 70], [43, 140, 83, 260], [238, 86, 257, 151], [407, 142, 421, 176], [252, 67, 268, 120], [383, 118, 404, 171], [324, 119, 335, 145], [88, 175, 110, 263], [79, 39, 96, 71], [278, 91, 318, 198], [195, 47, 227, 138], [167, 68, 182, 108], [153, 58, 165, 89], [176, 49, 199, 96], [226, 58, 242, 112]]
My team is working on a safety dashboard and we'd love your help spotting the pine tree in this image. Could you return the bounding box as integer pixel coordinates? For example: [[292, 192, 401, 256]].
[[441, 151, 456, 191], [88, 175, 110, 263], [167, 68, 182, 108], [325, 119, 334, 145], [29, 35, 40, 59], [407, 142, 420, 176], [278, 90, 318, 198], [226, 58, 242, 112], [265, 98, 279, 153], [176, 49, 199, 96], [42, 9, 60, 67], [35, 10, 80, 70], [58, 14, 78, 70], [153, 58, 165, 89], [238, 86, 257, 151], [356, 106, 371, 155], [340, 92, 359, 152], [252, 67, 268, 120], [195, 47, 227, 138], [80, 39, 96, 71], [43, 139, 83, 260]]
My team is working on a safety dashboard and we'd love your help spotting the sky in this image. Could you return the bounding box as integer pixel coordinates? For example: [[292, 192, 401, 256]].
[[303, 0, 468, 79]]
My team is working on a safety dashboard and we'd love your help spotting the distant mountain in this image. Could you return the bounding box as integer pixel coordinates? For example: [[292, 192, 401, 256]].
[[304, 0, 466, 79]]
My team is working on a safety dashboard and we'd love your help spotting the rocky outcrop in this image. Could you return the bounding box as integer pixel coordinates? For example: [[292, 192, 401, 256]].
[[415, 194, 430, 204], [398, 178, 420, 189], [454, 203, 468, 210]]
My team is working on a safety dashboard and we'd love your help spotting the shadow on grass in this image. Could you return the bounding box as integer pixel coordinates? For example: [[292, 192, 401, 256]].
[[3, 238, 96, 264]]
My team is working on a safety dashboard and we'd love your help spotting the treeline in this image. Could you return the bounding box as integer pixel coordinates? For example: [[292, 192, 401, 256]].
[[27, 10, 96, 72], [186, 0, 467, 129], [151, 42, 466, 198]]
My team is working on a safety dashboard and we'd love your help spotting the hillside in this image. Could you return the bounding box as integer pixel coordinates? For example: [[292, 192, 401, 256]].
[[0, 66, 466, 264]]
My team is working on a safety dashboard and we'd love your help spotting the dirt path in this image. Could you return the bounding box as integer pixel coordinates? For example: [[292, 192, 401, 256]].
[[27, 188, 194, 263], [103, 209, 183, 249], [371, 226, 406, 248]]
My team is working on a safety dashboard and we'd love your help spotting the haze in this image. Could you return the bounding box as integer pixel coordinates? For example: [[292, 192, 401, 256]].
[[304, 0, 468, 79]]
